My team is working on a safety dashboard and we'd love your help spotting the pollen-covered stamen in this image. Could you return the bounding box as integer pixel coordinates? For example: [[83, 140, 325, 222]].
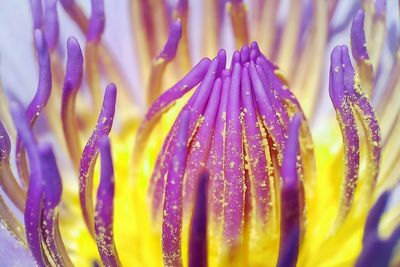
[[162, 110, 190, 267], [329, 46, 360, 224], [11, 102, 48, 267], [183, 78, 222, 211], [351, 9, 373, 97], [150, 56, 223, 219], [61, 36, 84, 170], [16, 29, 52, 188], [38, 144, 73, 267], [148, 19, 182, 105], [248, 61, 286, 160], [340, 46, 381, 196], [355, 191, 400, 267], [188, 171, 209, 267], [207, 74, 230, 222], [255, 63, 290, 127], [80, 84, 116, 236], [94, 137, 121, 267], [223, 62, 245, 247], [0, 122, 10, 162], [277, 114, 303, 267], [256, 54, 316, 189], [241, 65, 271, 225], [0, 121, 26, 212], [152, 43, 314, 263]]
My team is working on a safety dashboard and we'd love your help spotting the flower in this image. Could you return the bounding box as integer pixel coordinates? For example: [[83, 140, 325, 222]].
[[0, 0, 399, 266]]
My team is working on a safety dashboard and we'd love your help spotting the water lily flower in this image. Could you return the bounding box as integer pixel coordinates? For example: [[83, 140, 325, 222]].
[[0, 0, 399, 266]]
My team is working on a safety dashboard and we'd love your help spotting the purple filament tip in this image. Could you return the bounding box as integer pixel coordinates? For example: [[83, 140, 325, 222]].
[[157, 19, 182, 61]]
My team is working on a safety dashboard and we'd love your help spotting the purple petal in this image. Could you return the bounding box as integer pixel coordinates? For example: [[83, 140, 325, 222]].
[[80, 84, 116, 236], [188, 171, 209, 267], [94, 137, 121, 267], [162, 110, 190, 267]]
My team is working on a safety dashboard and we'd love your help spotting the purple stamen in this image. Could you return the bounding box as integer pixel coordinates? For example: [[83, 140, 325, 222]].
[[277, 113, 302, 267], [43, 0, 59, 50], [0, 121, 11, 161], [87, 0, 105, 43], [351, 10, 369, 63], [249, 61, 286, 156], [29, 0, 43, 29], [207, 75, 230, 222], [184, 78, 222, 211], [61, 36, 84, 168], [80, 84, 116, 236], [0, 121, 26, 243], [329, 46, 360, 221], [153, 43, 314, 265], [11, 102, 47, 267], [0, 121, 26, 212], [39, 144, 72, 266], [188, 171, 209, 267], [362, 191, 389, 245], [223, 62, 244, 246], [149, 57, 220, 218], [374, 0, 386, 18], [355, 191, 400, 267], [241, 66, 271, 223], [340, 46, 381, 191], [143, 57, 211, 123], [157, 19, 182, 62], [16, 29, 52, 186], [94, 137, 121, 267], [255, 64, 290, 127], [162, 110, 190, 267]]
